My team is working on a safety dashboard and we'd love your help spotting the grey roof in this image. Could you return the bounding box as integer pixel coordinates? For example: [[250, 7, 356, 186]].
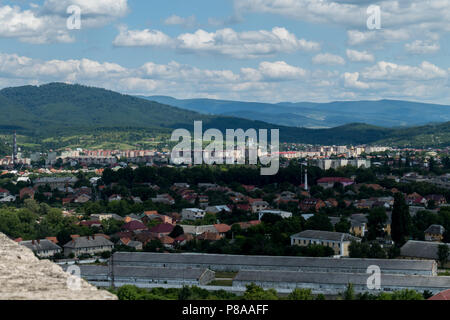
[[64, 236, 114, 249], [291, 230, 360, 242], [401, 240, 450, 260], [20, 239, 61, 252], [180, 225, 217, 235], [34, 177, 78, 184], [112, 252, 435, 272], [424, 224, 445, 235], [69, 265, 210, 280], [234, 270, 450, 289]]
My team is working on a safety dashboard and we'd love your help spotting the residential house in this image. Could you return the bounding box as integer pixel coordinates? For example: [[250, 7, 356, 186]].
[[258, 209, 293, 220], [149, 223, 174, 238], [118, 237, 143, 250], [425, 195, 447, 206], [205, 205, 232, 214], [250, 200, 269, 213], [91, 213, 124, 221], [151, 194, 175, 205], [290, 230, 361, 257], [179, 225, 217, 236], [213, 224, 231, 237], [424, 225, 446, 242], [122, 220, 147, 233], [19, 239, 62, 258], [63, 235, 114, 257], [299, 198, 326, 212], [181, 208, 206, 220], [317, 177, 354, 189], [20, 187, 35, 200]]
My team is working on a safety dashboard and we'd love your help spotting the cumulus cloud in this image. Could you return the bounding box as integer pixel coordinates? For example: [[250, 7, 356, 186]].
[[1, 51, 449, 103], [346, 49, 374, 62], [113, 26, 174, 47], [236, 0, 450, 49], [241, 61, 307, 81], [312, 53, 345, 65], [0, 1, 129, 43], [347, 29, 410, 46], [113, 26, 320, 59], [164, 15, 197, 28], [343, 72, 370, 89], [361, 61, 447, 81], [405, 40, 440, 54]]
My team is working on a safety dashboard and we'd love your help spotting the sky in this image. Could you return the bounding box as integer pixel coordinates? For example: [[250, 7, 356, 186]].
[[0, 0, 449, 104]]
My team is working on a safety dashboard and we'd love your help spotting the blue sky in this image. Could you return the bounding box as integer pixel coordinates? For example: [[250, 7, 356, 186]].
[[0, 0, 449, 104]]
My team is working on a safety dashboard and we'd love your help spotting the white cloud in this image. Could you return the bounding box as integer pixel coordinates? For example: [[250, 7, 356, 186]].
[[113, 26, 174, 47], [361, 61, 447, 80], [346, 49, 374, 62], [236, 0, 450, 49], [0, 1, 129, 43], [164, 15, 197, 28], [405, 40, 440, 54], [113, 26, 320, 59], [347, 29, 410, 46], [312, 53, 345, 65], [1, 51, 450, 104], [241, 61, 307, 81], [343, 72, 370, 89]]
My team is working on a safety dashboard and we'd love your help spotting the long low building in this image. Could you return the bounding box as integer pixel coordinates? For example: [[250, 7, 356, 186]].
[[63, 265, 215, 287], [400, 240, 450, 268], [233, 270, 450, 295], [112, 252, 437, 276]]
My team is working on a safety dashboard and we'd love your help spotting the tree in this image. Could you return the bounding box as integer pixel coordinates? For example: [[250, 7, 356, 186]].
[[287, 288, 313, 300], [367, 208, 388, 240], [169, 225, 184, 239], [342, 283, 355, 300], [305, 213, 333, 232], [391, 193, 411, 245], [243, 283, 278, 300], [117, 285, 140, 300], [334, 217, 351, 233], [437, 244, 450, 267], [143, 240, 164, 252]]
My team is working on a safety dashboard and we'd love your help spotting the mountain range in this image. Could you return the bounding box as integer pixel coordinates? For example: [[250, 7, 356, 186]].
[[0, 83, 448, 149], [142, 96, 450, 129]]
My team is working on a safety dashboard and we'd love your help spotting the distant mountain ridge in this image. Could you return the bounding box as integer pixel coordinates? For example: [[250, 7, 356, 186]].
[[0, 83, 449, 148], [142, 96, 450, 128]]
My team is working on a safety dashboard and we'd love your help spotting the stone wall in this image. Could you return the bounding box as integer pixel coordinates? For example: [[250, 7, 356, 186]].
[[0, 233, 117, 300]]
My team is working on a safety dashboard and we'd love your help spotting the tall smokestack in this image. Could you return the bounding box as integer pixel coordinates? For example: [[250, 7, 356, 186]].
[[304, 168, 308, 191], [12, 131, 17, 166]]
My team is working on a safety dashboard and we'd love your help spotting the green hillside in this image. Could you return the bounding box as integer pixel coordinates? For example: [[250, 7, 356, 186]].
[[0, 83, 448, 151]]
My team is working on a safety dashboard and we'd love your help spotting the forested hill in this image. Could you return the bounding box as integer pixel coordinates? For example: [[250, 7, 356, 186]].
[[0, 83, 449, 147]]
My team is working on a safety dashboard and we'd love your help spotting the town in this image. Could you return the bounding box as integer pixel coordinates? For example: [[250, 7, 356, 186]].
[[1, 138, 450, 300]]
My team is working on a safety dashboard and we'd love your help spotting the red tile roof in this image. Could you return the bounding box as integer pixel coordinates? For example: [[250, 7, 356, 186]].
[[214, 224, 231, 233], [429, 289, 450, 300], [122, 220, 147, 231], [149, 223, 174, 234]]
